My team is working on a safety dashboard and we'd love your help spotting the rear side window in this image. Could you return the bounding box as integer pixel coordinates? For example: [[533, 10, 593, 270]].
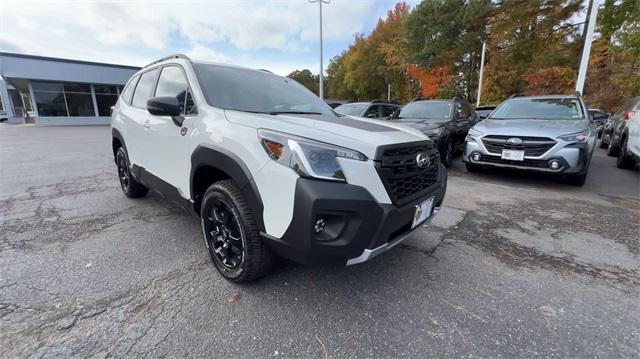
[[363, 105, 380, 118], [381, 105, 397, 117], [155, 66, 196, 115], [119, 75, 139, 105], [131, 69, 159, 109]]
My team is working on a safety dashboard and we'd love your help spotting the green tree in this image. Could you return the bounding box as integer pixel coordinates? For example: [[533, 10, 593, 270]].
[[287, 69, 319, 95]]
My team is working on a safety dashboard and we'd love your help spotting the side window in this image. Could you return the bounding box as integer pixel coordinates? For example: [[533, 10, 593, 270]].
[[364, 105, 380, 118], [454, 102, 464, 118], [120, 75, 139, 105], [131, 68, 159, 109], [155, 66, 196, 115], [381, 105, 397, 117]]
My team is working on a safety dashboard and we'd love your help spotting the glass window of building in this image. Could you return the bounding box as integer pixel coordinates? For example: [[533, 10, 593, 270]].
[[32, 81, 68, 116], [95, 85, 120, 116], [132, 69, 159, 108], [64, 83, 94, 116]]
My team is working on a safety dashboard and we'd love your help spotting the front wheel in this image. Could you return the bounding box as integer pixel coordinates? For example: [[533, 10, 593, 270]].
[[440, 139, 454, 168], [201, 180, 274, 283], [617, 136, 637, 169], [465, 163, 482, 173], [607, 136, 619, 156], [116, 147, 148, 198]]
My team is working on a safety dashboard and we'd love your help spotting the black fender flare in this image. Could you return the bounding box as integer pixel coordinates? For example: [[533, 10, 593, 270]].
[[111, 128, 127, 160], [190, 145, 265, 231]]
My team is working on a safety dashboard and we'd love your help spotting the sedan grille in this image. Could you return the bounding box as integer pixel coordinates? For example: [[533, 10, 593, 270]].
[[375, 142, 440, 206], [481, 135, 556, 157]]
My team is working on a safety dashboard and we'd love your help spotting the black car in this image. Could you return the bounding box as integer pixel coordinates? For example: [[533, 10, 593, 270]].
[[588, 109, 609, 137], [387, 98, 478, 167], [334, 99, 401, 120], [474, 105, 496, 119]]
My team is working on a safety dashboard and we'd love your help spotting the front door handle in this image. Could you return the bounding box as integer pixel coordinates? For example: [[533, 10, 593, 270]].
[[143, 121, 150, 129]]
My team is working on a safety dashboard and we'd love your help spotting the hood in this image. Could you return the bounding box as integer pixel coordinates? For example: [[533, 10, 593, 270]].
[[223, 110, 430, 159], [390, 118, 446, 132], [473, 118, 590, 138]]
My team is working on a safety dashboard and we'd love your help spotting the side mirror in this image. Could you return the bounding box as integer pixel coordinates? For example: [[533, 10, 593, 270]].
[[479, 113, 489, 120], [147, 97, 184, 126]]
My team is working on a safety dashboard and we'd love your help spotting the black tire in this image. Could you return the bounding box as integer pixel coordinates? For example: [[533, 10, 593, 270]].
[[200, 179, 274, 283], [116, 147, 148, 198], [565, 172, 587, 186], [607, 136, 619, 157], [465, 163, 481, 173], [599, 137, 608, 149], [616, 136, 636, 169], [441, 139, 454, 168]]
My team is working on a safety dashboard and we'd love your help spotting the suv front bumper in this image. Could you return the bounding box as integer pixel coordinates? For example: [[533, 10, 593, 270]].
[[261, 165, 447, 266]]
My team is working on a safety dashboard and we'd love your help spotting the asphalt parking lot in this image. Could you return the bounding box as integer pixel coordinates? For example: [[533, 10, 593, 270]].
[[1, 124, 639, 358]]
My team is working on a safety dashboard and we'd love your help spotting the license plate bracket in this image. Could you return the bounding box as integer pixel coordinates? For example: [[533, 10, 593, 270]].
[[412, 197, 434, 229]]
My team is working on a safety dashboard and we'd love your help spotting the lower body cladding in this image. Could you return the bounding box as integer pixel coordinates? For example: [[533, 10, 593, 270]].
[[260, 165, 447, 266], [463, 139, 591, 175]]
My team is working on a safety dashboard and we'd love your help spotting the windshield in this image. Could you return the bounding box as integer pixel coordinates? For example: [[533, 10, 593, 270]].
[[334, 103, 367, 116], [397, 101, 451, 120], [490, 98, 585, 120], [193, 64, 334, 115]]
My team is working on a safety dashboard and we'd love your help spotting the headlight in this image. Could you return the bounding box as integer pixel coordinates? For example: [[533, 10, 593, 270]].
[[466, 128, 484, 142], [424, 127, 444, 138], [558, 129, 589, 143], [258, 129, 367, 182]]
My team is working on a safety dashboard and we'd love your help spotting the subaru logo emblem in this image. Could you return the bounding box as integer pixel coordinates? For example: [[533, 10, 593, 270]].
[[506, 137, 523, 145], [416, 152, 431, 168]]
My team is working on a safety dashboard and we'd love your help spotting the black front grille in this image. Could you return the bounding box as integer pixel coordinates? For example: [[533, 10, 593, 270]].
[[375, 142, 440, 206], [481, 135, 556, 157]]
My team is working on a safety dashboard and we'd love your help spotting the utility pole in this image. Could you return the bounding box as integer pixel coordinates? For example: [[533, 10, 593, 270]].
[[576, 0, 599, 95], [309, 0, 330, 100], [476, 41, 487, 107], [387, 84, 391, 101]]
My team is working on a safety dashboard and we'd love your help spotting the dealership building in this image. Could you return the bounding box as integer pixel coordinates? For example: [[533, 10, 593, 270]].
[[0, 52, 139, 126]]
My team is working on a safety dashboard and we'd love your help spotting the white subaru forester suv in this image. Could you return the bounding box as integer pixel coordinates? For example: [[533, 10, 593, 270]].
[[111, 54, 447, 282]]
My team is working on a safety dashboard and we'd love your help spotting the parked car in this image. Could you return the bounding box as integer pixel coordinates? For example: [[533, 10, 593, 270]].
[[588, 109, 609, 137], [111, 54, 447, 282], [474, 105, 496, 119], [464, 94, 596, 186], [602, 97, 640, 160], [325, 99, 346, 109], [386, 98, 477, 167], [616, 109, 640, 169], [334, 100, 400, 120]]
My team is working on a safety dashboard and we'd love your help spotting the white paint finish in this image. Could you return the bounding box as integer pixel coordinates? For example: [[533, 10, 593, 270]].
[[338, 158, 391, 204], [627, 111, 640, 158], [252, 160, 298, 238]]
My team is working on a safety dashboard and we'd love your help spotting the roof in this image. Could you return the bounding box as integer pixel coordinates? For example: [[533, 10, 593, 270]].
[[508, 95, 581, 100], [0, 52, 140, 70]]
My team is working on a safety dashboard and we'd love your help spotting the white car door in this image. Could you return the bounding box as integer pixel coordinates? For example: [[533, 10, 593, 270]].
[[628, 103, 640, 157], [144, 65, 197, 197]]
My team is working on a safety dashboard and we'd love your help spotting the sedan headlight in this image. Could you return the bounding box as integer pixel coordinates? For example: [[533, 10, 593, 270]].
[[466, 128, 484, 142], [258, 129, 367, 182], [424, 127, 444, 138], [558, 129, 589, 143]]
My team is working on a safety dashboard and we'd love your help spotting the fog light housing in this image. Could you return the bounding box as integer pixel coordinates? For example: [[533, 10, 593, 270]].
[[548, 159, 561, 170], [314, 218, 326, 233], [471, 152, 482, 162]]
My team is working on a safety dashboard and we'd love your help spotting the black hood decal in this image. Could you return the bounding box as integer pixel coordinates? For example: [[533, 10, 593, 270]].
[[294, 114, 398, 132]]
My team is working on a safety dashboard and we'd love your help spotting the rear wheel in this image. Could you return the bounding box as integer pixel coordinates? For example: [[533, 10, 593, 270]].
[[201, 180, 274, 283], [616, 136, 636, 169], [116, 147, 148, 198], [607, 136, 619, 156], [598, 137, 608, 149]]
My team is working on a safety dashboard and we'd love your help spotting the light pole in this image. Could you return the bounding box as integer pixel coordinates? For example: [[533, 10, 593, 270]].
[[309, 0, 330, 100], [575, 0, 599, 95], [476, 41, 486, 107]]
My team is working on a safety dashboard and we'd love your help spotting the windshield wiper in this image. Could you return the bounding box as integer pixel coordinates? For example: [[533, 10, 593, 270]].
[[268, 111, 322, 115]]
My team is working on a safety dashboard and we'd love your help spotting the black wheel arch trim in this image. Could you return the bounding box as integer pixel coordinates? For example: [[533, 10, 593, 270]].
[[111, 128, 127, 161], [190, 145, 265, 231]]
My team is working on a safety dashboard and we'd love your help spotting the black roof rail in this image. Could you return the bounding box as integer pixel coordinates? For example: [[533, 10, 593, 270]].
[[144, 54, 191, 68], [508, 92, 526, 99], [258, 69, 273, 73], [411, 97, 429, 102]]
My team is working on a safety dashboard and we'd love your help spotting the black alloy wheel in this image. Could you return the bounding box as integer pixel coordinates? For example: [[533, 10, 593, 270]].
[[204, 198, 244, 269], [115, 147, 148, 198], [441, 139, 454, 167]]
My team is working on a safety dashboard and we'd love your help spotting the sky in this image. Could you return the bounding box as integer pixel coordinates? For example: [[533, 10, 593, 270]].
[[0, 0, 420, 75]]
